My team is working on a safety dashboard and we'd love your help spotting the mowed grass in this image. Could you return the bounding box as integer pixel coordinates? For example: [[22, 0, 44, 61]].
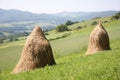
[[0, 19, 120, 80]]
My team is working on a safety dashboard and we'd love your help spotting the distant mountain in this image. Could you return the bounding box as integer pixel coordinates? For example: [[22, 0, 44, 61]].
[[0, 9, 119, 23], [0, 9, 65, 24], [55, 11, 119, 21]]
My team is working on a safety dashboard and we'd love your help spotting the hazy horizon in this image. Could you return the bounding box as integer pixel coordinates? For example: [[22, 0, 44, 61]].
[[0, 0, 120, 14]]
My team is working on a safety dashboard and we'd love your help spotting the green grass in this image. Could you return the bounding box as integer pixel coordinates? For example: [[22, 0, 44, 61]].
[[0, 39, 120, 80], [0, 18, 120, 80]]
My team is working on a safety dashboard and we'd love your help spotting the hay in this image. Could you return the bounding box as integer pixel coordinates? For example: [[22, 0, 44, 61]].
[[86, 23, 111, 55], [12, 26, 56, 74]]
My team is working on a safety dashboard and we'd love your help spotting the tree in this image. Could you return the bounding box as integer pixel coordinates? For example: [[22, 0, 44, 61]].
[[65, 20, 73, 26], [56, 24, 69, 32]]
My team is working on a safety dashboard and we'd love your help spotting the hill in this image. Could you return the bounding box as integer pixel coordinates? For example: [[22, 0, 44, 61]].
[[0, 9, 64, 24], [0, 9, 119, 38], [55, 10, 118, 21], [0, 9, 118, 23], [0, 14, 120, 79]]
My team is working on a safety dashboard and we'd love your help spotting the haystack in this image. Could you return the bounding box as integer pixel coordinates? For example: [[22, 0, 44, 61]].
[[12, 26, 56, 74], [86, 23, 111, 55]]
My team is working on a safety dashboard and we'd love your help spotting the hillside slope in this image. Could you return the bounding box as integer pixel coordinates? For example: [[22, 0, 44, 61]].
[[0, 17, 120, 80]]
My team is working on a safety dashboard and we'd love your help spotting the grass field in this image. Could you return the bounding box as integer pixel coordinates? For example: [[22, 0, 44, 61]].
[[0, 18, 120, 80]]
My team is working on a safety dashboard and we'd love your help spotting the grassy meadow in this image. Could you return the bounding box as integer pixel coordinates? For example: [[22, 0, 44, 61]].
[[0, 17, 120, 80]]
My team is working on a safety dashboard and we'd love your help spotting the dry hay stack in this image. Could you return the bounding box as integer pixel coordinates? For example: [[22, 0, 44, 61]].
[[86, 23, 111, 55], [12, 26, 56, 74]]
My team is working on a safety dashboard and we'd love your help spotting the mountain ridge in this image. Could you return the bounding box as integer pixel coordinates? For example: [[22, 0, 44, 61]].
[[0, 8, 119, 23]]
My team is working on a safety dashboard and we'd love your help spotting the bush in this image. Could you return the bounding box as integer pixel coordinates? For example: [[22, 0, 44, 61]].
[[111, 12, 120, 20], [49, 32, 71, 41], [75, 26, 82, 30], [91, 21, 98, 26], [62, 33, 71, 38], [56, 24, 69, 32], [92, 17, 101, 20], [0, 39, 4, 43], [84, 24, 87, 28], [103, 21, 108, 23], [44, 32, 49, 35], [14, 38, 19, 41]]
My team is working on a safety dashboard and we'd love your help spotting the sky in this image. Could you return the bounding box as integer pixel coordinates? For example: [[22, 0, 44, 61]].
[[0, 0, 120, 13]]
